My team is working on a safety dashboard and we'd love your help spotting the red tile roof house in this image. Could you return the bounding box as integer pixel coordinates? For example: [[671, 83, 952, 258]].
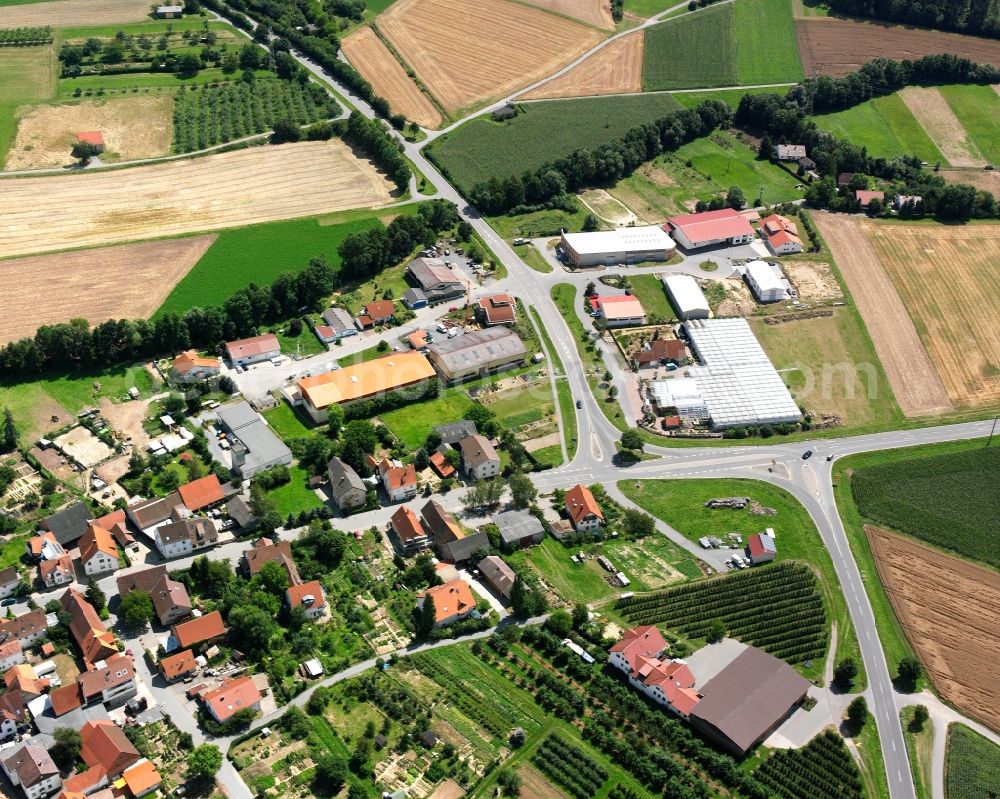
[[609, 626, 701, 719], [0, 639, 24, 672], [61, 588, 117, 669], [172, 610, 227, 652], [38, 553, 74, 589], [429, 451, 455, 479], [76, 130, 105, 153], [633, 338, 686, 370], [159, 649, 197, 683], [379, 459, 418, 502], [476, 294, 517, 327], [0, 692, 26, 741], [117, 565, 192, 627], [564, 484, 604, 533], [389, 506, 429, 555], [76, 653, 136, 707], [855, 189, 885, 209], [286, 580, 327, 620], [759, 214, 804, 256], [4, 664, 49, 700], [240, 537, 301, 583], [224, 333, 281, 367], [78, 522, 120, 577], [418, 579, 477, 628], [355, 299, 396, 330], [201, 675, 262, 723], [80, 719, 141, 778], [0, 608, 48, 651], [177, 474, 226, 512], [169, 351, 221, 384]]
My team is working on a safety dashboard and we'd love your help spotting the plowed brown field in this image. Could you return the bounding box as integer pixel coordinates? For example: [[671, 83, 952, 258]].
[[379, 0, 604, 114], [797, 18, 1000, 76], [522, 32, 643, 100], [0, 141, 394, 259], [341, 27, 442, 129], [521, 0, 614, 29], [865, 221, 1000, 407], [866, 526, 1000, 732], [0, 237, 215, 345], [812, 212, 951, 417], [0, 0, 151, 27]]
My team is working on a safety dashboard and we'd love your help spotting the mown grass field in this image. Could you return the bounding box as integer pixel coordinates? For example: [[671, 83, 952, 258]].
[[643, 4, 737, 90], [939, 83, 1000, 166], [264, 464, 324, 517], [426, 93, 682, 191], [262, 400, 316, 443], [815, 93, 947, 165], [627, 274, 674, 322], [0, 44, 55, 166], [734, 0, 803, 84], [945, 723, 1000, 799], [379, 390, 477, 449]]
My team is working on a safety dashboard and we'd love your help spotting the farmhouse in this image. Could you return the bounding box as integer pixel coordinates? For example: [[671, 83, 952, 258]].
[[117, 566, 192, 626], [62, 588, 117, 669], [171, 610, 227, 651], [747, 531, 777, 564], [216, 401, 293, 478], [225, 334, 280, 367], [406, 258, 465, 304], [633, 338, 686, 370], [297, 352, 436, 422], [774, 144, 806, 161], [759, 214, 804, 255], [558, 226, 676, 267], [609, 626, 701, 719], [355, 300, 396, 330], [170, 351, 221, 383], [666, 209, 755, 251], [662, 274, 710, 320], [39, 501, 91, 548], [592, 295, 646, 328], [78, 523, 119, 577], [476, 293, 517, 327], [389, 506, 429, 554], [76, 130, 105, 155], [477, 555, 515, 601], [2, 743, 61, 799], [855, 189, 885, 208], [565, 483, 603, 533], [326, 456, 367, 512], [422, 500, 488, 563], [315, 307, 358, 343], [458, 434, 501, 481], [418, 579, 477, 628], [743, 260, 790, 303], [427, 327, 527, 382], [76, 652, 136, 707], [494, 509, 546, 551]]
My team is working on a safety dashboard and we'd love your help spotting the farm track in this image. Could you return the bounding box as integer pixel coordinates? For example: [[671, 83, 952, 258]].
[[521, 32, 644, 100]]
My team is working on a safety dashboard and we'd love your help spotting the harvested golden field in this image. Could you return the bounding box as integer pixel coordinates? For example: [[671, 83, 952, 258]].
[[865, 221, 1000, 407], [0, 141, 395, 258], [0, 0, 151, 28], [6, 96, 173, 171], [866, 526, 1000, 733], [378, 0, 604, 114], [898, 87, 985, 168], [521, 0, 613, 30], [522, 32, 643, 100], [812, 212, 951, 417], [940, 168, 1000, 195], [341, 27, 441, 129], [0, 237, 215, 345]]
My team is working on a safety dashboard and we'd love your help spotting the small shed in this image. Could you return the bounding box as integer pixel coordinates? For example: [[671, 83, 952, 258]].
[[156, 4, 184, 17], [76, 130, 105, 154]]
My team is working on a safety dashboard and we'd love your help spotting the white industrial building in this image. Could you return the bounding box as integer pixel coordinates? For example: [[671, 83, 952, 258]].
[[662, 274, 710, 320], [649, 318, 801, 430], [559, 226, 676, 267], [743, 260, 790, 303]]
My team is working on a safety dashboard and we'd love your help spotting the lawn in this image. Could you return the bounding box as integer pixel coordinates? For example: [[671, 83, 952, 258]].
[[489, 204, 592, 239], [262, 401, 316, 443], [529, 307, 576, 461], [627, 274, 674, 323], [620, 477, 863, 686], [939, 83, 1000, 166], [945, 723, 1000, 799], [900, 707, 933, 799], [379, 389, 477, 449], [426, 93, 682, 192], [643, 3, 737, 90], [484, 388, 553, 430], [0, 44, 55, 166], [264, 464, 324, 517], [271, 324, 326, 358], [515, 243, 553, 273], [733, 0, 803, 84], [814, 93, 947, 165], [510, 537, 619, 605]]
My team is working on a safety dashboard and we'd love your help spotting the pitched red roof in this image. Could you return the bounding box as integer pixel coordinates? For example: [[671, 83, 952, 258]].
[[201, 675, 261, 721], [159, 649, 196, 681], [77, 130, 103, 146], [666, 208, 754, 245], [81, 720, 141, 778], [565, 484, 603, 525], [391, 506, 426, 544], [48, 683, 83, 716], [79, 523, 118, 566], [178, 474, 225, 512], [429, 451, 455, 478], [172, 610, 227, 649], [286, 580, 326, 610], [225, 334, 279, 361], [610, 626, 668, 671], [855, 189, 885, 207], [422, 578, 476, 623], [76, 654, 134, 701]]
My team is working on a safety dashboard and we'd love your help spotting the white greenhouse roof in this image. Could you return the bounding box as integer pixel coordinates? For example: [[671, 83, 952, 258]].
[[662, 274, 710, 313], [562, 226, 674, 256]]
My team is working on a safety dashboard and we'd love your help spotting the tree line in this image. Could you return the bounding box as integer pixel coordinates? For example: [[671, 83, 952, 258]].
[[343, 111, 411, 192], [828, 0, 1000, 39]]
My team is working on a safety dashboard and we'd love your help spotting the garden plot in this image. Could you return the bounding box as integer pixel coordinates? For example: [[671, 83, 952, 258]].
[[53, 426, 113, 467]]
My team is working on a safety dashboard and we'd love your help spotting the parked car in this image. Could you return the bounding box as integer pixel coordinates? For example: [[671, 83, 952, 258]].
[[0, 598, 16, 607], [802, 450, 813, 459]]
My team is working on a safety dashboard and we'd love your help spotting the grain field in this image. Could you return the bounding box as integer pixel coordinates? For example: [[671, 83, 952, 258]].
[[522, 32, 643, 100], [520, 0, 614, 30], [0, 0, 152, 27], [899, 87, 985, 167], [0, 141, 395, 259]]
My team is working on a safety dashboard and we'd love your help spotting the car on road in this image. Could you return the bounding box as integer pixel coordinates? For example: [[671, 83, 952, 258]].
[[0, 598, 16, 607], [576, 400, 582, 409], [802, 450, 813, 459]]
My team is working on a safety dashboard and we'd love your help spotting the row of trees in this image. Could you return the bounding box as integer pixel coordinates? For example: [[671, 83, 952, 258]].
[[0, 26, 52, 45], [0, 256, 335, 378], [343, 111, 411, 192], [828, 0, 1000, 39]]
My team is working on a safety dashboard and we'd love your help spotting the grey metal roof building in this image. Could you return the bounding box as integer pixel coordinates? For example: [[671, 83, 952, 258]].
[[216, 401, 293, 479], [494, 510, 546, 550], [427, 327, 527, 382], [40, 501, 91, 546], [433, 420, 478, 445], [321, 307, 356, 335]]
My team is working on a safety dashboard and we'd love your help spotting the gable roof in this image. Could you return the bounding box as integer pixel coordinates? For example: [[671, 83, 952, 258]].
[[422, 579, 476, 623], [77, 130, 104, 146], [76, 653, 134, 701], [116, 565, 167, 595], [429, 451, 455, 478], [172, 351, 220, 375], [494, 510, 545, 545], [62, 588, 117, 667], [3, 743, 58, 787], [361, 300, 395, 320], [201, 675, 261, 721], [565, 484, 603, 524], [48, 682, 83, 716], [40, 501, 91, 545], [172, 610, 226, 649], [382, 460, 417, 491], [0, 566, 18, 587], [327, 457, 366, 502], [390, 506, 426, 545], [286, 580, 325, 610], [748, 532, 777, 559], [610, 625, 668, 671], [122, 759, 162, 796], [594, 294, 646, 321], [421, 499, 464, 545], [458, 434, 498, 468], [79, 523, 118, 565], [39, 553, 73, 582], [225, 334, 279, 361], [297, 352, 436, 410], [159, 649, 196, 681], [243, 539, 300, 584], [478, 294, 517, 325], [178, 474, 225, 512], [127, 491, 183, 530], [635, 338, 686, 365], [477, 555, 515, 596], [81, 720, 141, 778], [666, 208, 754, 245], [855, 189, 885, 207], [433, 420, 478, 444], [0, 608, 47, 646], [4, 663, 49, 697]]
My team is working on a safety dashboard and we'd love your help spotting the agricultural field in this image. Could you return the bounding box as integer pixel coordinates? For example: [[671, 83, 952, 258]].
[[814, 93, 946, 166], [756, 730, 864, 799], [852, 446, 1000, 568], [643, 4, 737, 90], [341, 26, 442, 128], [938, 83, 1000, 166], [618, 562, 829, 668], [427, 93, 681, 192], [378, 0, 604, 115], [795, 17, 1000, 77], [865, 526, 1000, 732], [945, 724, 1000, 799], [0, 235, 215, 345], [0, 0, 151, 28], [898, 86, 985, 167], [6, 96, 173, 169], [0, 141, 395, 259], [864, 221, 1000, 408], [811, 213, 953, 417], [522, 32, 643, 100], [521, 0, 614, 29], [732, 0, 803, 85], [0, 44, 56, 166]]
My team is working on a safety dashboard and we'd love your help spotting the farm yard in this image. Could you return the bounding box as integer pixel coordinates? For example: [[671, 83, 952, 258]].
[[0, 140, 395, 258], [795, 17, 1000, 76], [0, 0, 151, 28], [0, 236, 216, 344], [945, 724, 1000, 799], [377, 0, 605, 114], [812, 212, 952, 417], [522, 32, 644, 100], [341, 26, 442, 128], [864, 221, 1000, 407], [865, 525, 1000, 733]]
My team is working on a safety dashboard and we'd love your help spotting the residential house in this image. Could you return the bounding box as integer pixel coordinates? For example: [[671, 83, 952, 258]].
[[476, 294, 517, 327], [117, 566, 192, 627], [177, 474, 226, 513], [169, 351, 220, 384], [314, 307, 358, 343], [0, 640, 25, 672], [609, 626, 701, 719], [227, 497, 256, 531], [326, 457, 367, 512], [4, 664, 50, 700], [172, 610, 227, 651], [837, 172, 855, 188], [747, 531, 777, 564], [421, 500, 488, 563], [477, 555, 515, 601], [154, 516, 218, 559], [774, 144, 806, 161], [855, 189, 885, 208], [894, 194, 923, 212], [159, 649, 197, 683], [92, 508, 135, 552], [429, 451, 455, 479], [26, 531, 62, 562], [797, 155, 817, 171], [389, 506, 429, 555], [494, 510, 546, 551], [225, 334, 280, 367], [458, 434, 500, 481], [39, 554, 74, 589], [122, 760, 162, 798], [633, 338, 686, 370], [80, 720, 141, 778], [76, 653, 136, 707], [433, 420, 477, 445], [286, 580, 327, 621], [0, 567, 20, 599], [0, 609, 48, 651], [418, 579, 477, 628], [240, 538, 300, 584], [407, 330, 429, 350], [39, 501, 91, 548], [0, 690, 25, 740], [405, 257, 465, 304], [355, 300, 396, 330], [760, 214, 804, 255], [564, 484, 604, 533], [379, 459, 417, 502], [201, 675, 262, 723], [47, 683, 83, 717], [427, 327, 527, 383], [2, 743, 61, 799], [125, 491, 183, 535], [78, 523, 120, 577], [62, 588, 117, 669]]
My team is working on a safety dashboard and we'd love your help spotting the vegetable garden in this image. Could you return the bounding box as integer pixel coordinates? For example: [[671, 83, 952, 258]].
[[0, 26, 51, 45], [172, 79, 338, 152], [532, 734, 608, 799], [617, 561, 828, 664], [756, 729, 864, 799]]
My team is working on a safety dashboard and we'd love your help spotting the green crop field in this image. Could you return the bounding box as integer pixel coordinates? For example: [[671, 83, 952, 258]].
[[815, 93, 947, 165], [945, 724, 1000, 799], [757, 730, 864, 799], [939, 84, 1000, 166], [851, 446, 1000, 569], [671, 85, 789, 109], [426, 93, 682, 192], [733, 0, 803, 84], [643, 4, 737, 90]]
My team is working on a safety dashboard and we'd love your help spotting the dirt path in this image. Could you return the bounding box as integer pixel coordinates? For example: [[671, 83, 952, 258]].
[[812, 212, 951, 416], [899, 87, 985, 167]]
